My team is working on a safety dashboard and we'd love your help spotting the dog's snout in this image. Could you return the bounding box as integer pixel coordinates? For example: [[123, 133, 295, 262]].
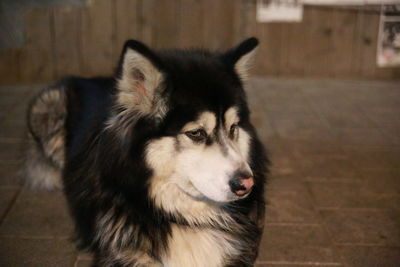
[[229, 171, 254, 196]]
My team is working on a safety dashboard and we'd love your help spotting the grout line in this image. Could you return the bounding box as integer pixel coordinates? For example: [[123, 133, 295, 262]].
[[316, 207, 399, 212], [0, 234, 71, 240], [256, 260, 342, 266], [264, 222, 321, 226], [303, 182, 347, 266], [334, 243, 400, 248], [0, 186, 22, 225]]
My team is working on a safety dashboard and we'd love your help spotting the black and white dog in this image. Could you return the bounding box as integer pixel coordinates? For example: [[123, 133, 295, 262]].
[[26, 37, 269, 266]]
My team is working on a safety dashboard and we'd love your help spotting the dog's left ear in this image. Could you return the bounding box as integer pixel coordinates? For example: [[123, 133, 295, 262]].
[[222, 37, 259, 80]]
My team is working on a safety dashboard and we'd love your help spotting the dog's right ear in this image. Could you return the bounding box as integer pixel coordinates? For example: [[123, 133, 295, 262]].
[[115, 40, 166, 118], [222, 37, 259, 81]]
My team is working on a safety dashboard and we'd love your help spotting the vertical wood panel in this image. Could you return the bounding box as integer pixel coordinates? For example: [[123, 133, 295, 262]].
[[279, 20, 306, 77], [53, 7, 82, 79], [153, 0, 180, 49], [304, 7, 335, 78], [179, 0, 204, 48], [80, 0, 114, 77], [139, 0, 155, 46], [231, 0, 244, 44], [114, 0, 141, 59], [1, 2, 399, 84], [357, 12, 380, 78], [202, 0, 234, 50], [19, 8, 55, 83], [261, 23, 283, 76], [331, 9, 358, 78]]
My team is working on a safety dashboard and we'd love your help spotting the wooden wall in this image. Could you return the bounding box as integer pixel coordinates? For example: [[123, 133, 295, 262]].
[[0, 0, 399, 84]]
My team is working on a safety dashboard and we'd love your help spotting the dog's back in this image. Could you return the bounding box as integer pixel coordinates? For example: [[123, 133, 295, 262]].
[[25, 77, 113, 189]]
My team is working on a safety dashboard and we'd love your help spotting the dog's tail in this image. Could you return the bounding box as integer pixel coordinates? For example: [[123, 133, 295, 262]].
[[24, 83, 67, 190]]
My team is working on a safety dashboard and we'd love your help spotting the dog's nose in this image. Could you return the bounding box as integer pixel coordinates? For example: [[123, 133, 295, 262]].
[[229, 172, 254, 196]]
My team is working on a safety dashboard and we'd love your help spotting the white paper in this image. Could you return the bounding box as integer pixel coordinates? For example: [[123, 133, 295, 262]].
[[377, 5, 400, 67], [257, 0, 303, 23]]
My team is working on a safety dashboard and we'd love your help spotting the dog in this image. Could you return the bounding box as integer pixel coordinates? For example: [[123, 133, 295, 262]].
[[25, 37, 269, 267]]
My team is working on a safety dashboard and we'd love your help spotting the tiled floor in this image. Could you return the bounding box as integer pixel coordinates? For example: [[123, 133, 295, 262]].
[[0, 78, 399, 266]]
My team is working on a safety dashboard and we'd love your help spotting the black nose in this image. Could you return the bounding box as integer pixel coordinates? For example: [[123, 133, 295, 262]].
[[229, 171, 254, 196]]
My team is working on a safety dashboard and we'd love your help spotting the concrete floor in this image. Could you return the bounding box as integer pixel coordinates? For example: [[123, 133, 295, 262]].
[[0, 77, 399, 266]]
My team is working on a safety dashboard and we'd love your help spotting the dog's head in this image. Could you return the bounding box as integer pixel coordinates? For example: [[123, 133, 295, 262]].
[[111, 38, 260, 204]]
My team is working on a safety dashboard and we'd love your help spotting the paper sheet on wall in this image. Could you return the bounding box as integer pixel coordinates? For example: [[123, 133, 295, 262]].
[[257, 0, 303, 23], [377, 5, 400, 67]]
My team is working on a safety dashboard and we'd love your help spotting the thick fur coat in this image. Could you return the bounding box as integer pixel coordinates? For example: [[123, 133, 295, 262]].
[[26, 38, 269, 267]]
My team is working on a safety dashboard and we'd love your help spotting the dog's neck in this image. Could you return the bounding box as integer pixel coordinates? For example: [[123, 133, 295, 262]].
[[149, 177, 241, 231]]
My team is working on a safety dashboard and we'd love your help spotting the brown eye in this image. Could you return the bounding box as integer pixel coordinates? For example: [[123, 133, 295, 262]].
[[185, 129, 207, 142], [230, 123, 238, 138]]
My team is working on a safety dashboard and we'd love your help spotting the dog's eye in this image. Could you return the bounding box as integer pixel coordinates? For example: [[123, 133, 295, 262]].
[[230, 123, 238, 138], [185, 129, 207, 142]]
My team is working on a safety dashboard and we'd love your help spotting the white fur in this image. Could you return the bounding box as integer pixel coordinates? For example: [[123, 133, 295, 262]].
[[235, 48, 257, 81], [146, 109, 253, 225], [162, 225, 240, 267], [24, 145, 62, 190], [181, 111, 216, 134], [146, 137, 234, 228], [116, 48, 165, 118], [224, 107, 239, 131]]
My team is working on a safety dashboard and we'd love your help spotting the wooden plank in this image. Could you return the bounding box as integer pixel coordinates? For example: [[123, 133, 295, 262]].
[[357, 11, 381, 78], [239, 0, 265, 76], [241, 0, 258, 38], [178, 0, 204, 48], [215, 0, 235, 49], [139, 0, 155, 46], [152, 0, 179, 49], [331, 8, 358, 78], [263, 23, 283, 76], [351, 10, 363, 77], [202, 0, 234, 50], [278, 19, 306, 77], [114, 0, 140, 59], [80, 0, 114, 77], [53, 7, 82, 79], [19, 8, 55, 83], [231, 0, 244, 44], [304, 7, 335, 78]]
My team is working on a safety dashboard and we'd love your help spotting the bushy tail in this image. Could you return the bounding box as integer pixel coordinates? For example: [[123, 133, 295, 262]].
[[24, 84, 67, 190]]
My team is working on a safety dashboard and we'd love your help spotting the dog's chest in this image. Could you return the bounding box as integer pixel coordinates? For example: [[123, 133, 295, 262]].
[[161, 225, 239, 267]]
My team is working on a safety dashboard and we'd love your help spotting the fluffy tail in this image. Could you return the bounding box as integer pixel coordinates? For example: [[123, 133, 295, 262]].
[[24, 84, 67, 190]]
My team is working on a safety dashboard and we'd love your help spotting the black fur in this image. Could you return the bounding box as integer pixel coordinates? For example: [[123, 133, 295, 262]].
[[28, 38, 269, 266]]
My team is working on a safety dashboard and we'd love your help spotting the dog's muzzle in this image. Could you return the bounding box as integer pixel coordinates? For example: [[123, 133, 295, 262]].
[[229, 171, 254, 196]]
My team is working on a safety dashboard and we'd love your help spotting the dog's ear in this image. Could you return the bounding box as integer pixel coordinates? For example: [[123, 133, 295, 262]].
[[222, 37, 259, 81], [115, 40, 166, 118]]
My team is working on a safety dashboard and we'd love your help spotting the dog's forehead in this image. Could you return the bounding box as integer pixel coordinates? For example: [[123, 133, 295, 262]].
[[183, 107, 239, 131], [166, 60, 242, 108]]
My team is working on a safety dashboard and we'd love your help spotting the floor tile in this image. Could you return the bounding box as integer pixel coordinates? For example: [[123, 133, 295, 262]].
[[0, 237, 76, 267], [265, 189, 319, 223], [337, 246, 400, 267], [308, 181, 400, 210], [261, 224, 331, 246], [0, 187, 19, 221], [320, 210, 400, 246], [0, 188, 73, 237], [257, 243, 339, 265], [0, 162, 24, 186], [0, 142, 25, 163]]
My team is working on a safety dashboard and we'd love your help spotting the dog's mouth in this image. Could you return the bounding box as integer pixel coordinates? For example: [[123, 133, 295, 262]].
[[176, 179, 250, 203]]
